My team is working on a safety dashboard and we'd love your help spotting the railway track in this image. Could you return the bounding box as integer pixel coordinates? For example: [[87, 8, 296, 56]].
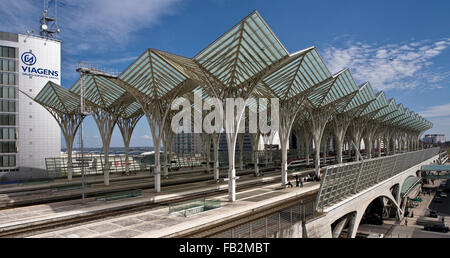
[[0, 168, 315, 238], [0, 166, 283, 209]]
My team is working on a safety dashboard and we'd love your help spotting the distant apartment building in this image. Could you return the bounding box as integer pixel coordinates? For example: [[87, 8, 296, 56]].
[[0, 31, 61, 179], [423, 134, 446, 144]]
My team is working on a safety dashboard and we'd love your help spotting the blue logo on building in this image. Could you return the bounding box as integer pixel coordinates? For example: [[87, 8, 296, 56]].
[[20, 50, 59, 79], [21, 52, 36, 66]]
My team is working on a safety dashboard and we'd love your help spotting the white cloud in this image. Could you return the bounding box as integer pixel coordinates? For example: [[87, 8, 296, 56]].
[[59, 0, 182, 52], [322, 38, 450, 91], [0, 0, 182, 53], [140, 134, 153, 140], [419, 103, 450, 118], [0, 0, 182, 82]]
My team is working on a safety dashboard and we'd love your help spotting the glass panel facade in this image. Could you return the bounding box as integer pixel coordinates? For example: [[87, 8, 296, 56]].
[[0, 155, 15, 167], [0, 100, 16, 112], [0, 142, 16, 153], [0, 45, 17, 168], [0, 128, 16, 139], [0, 46, 15, 58]]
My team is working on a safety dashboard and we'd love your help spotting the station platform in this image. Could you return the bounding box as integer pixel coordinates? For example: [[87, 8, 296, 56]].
[[0, 166, 284, 209], [27, 180, 320, 238], [0, 167, 316, 237]]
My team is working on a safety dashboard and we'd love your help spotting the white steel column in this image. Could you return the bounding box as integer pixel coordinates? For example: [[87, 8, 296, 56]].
[[92, 110, 119, 186], [117, 115, 142, 175], [363, 123, 378, 159], [212, 133, 221, 181], [308, 109, 332, 177], [238, 133, 244, 170], [348, 120, 366, 162], [331, 114, 351, 164], [249, 132, 261, 176]]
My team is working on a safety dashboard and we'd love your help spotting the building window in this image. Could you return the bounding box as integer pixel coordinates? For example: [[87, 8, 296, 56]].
[[0, 128, 16, 139], [0, 142, 16, 153], [0, 114, 15, 125], [0, 100, 15, 112], [0, 87, 16, 99], [0, 59, 15, 72], [0, 47, 15, 59], [0, 73, 17, 86], [0, 155, 16, 167]]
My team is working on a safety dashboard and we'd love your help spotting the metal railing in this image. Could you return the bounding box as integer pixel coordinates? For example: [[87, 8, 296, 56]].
[[315, 147, 440, 211], [209, 199, 316, 238], [45, 154, 143, 178]]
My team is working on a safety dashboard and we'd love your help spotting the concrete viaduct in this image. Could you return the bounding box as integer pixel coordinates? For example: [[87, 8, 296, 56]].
[[302, 147, 441, 238]]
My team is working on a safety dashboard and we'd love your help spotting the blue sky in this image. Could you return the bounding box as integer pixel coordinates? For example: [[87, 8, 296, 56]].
[[1, 0, 449, 148]]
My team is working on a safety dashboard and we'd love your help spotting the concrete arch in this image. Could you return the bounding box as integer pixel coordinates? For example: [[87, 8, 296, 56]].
[[330, 211, 357, 238], [390, 183, 400, 203], [351, 194, 401, 238]]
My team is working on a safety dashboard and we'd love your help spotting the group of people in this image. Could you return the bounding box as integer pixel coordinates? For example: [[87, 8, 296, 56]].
[[286, 174, 304, 188]]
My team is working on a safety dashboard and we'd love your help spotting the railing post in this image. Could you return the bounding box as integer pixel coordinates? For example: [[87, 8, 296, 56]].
[[290, 207, 293, 225], [391, 155, 398, 177], [265, 217, 268, 238], [278, 212, 282, 233], [314, 167, 328, 212], [353, 161, 365, 194], [376, 158, 384, 183]]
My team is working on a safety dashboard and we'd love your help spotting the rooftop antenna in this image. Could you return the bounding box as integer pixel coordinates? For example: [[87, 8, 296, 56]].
[[40, 0, 60, 38]]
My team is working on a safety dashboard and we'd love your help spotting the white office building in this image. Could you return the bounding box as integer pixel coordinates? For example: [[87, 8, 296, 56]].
[[423, 134, 446, 144], [0, 31, 61, 180]]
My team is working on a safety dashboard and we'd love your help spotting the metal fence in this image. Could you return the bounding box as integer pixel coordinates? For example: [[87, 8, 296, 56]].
[[316, 147, 440, 211], [45, 154, 145, 178], [45, 153, 206, 178], [209, 199, 316, 238]]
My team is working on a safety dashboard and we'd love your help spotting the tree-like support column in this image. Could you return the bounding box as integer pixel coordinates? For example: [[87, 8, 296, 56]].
[[363, 123, 379, 159], [238, 133, 245, 171], [212, 133, 221, 181], [376, 134, 382, 157], [249, 132, 261, 176], [92, 109, 119, 185], [303, 131, 312, 166], [224, 98, 247, 202], [348, 119, 366, 162], [147, 104, 171, 193], [57, 114, 83, 181], [321, 132, 330, 165], [200, 133, 212, 174], [162, 121, 175, 178], [331, 114, 352, 164], [117, 114, 143, 175], [308, 108, 332, 177], [279, 112, 298, 186]]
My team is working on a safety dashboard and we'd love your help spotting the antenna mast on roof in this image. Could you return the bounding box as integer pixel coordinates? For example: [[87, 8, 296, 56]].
[[40, 0, 60, 38]]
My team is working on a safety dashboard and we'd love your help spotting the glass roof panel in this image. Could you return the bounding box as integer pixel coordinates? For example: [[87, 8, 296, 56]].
[[34, 81, 80, 114], [193, 11, 289, 89]]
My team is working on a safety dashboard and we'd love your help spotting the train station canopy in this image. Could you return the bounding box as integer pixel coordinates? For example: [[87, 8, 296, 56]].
[[31, 10, 432, 136]]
